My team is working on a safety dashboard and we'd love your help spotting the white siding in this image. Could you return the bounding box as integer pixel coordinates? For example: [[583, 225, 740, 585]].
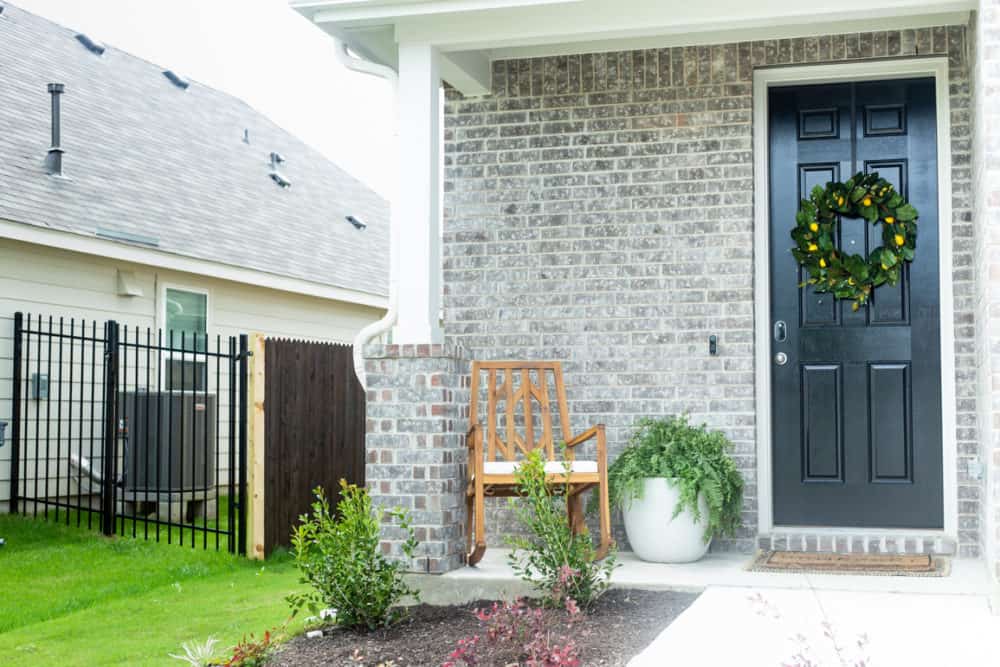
[[0, 238, 384, 508]]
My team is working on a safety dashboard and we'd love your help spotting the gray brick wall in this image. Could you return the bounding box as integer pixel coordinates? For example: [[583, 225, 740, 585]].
[[971, 2, 1000, 584], [364, 344, 469, 573], [442, 27, 980, 556]]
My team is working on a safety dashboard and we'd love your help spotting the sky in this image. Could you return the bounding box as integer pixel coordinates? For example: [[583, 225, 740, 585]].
[[12, 0, 396, 199]]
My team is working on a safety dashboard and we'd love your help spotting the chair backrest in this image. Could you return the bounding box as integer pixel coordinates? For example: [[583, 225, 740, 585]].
[[469, 361, 572, 462]]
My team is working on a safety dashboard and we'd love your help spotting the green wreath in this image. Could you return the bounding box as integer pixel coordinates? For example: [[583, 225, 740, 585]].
[[791, 172, 918, 310]]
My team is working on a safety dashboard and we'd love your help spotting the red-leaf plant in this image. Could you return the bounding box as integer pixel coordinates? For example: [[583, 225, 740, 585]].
[[442, 595, 582, 667]]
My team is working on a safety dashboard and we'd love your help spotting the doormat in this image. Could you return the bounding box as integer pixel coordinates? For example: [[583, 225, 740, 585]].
[[747, 550, 950, 577]]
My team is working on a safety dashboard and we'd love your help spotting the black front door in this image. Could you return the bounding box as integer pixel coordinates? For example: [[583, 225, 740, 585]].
[[769, 78, 943, 528]]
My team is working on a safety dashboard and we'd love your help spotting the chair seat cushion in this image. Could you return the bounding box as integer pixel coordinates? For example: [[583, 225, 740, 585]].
[[482, 460, 598, 475]]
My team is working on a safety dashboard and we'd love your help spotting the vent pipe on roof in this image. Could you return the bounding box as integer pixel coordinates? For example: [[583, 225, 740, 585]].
[[45, 83, 65, 177], [75, 34, 106, 55], [268, 152, 291, 188], [163, 70, 190, 89]]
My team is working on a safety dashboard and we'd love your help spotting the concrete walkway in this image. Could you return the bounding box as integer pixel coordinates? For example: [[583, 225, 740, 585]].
[[629, 586, 1000, 666], [439, 549, 1000, 665]]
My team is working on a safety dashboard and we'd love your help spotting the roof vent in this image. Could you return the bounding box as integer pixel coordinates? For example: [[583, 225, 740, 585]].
[[96, 227, 159, 247], [162, 70, 190, 90], [242, 129, 251, 144], [45, 83, 66, 177], [75, 33, 106, 55], [346, 215, 367, 230], [268, 152, 290, 188]]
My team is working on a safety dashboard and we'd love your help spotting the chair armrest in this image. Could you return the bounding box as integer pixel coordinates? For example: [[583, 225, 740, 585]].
[[564, 424, 604, 448]]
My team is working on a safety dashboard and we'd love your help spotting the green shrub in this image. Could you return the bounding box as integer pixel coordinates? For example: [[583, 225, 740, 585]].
[[287, 481, 419, 631], [506, 450, 616, 608], [601, 415, 743, 542]]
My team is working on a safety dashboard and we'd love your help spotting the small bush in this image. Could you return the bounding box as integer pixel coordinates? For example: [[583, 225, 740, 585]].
[[505, 450, 616, 608], [219, 630, 277, 667], [169, 637, 219, 667], [287, 481, 419, 631], [443, 597, 582, 667]]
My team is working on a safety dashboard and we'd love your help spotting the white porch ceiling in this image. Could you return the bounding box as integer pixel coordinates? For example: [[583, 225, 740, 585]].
[[291, 0, 973, 94]]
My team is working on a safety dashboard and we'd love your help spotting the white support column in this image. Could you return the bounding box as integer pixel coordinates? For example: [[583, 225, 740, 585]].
[[395, 42, 444, 344]]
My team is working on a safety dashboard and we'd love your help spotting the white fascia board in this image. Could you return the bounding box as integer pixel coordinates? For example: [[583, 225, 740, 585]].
[[306, 0, 581, 25], [393, 0, 974, 50], [488, 11, 972, 59], [0, 219, 389, 310]]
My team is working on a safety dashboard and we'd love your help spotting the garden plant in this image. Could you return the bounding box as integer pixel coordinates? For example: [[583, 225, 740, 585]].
[[602, 415, 744, 542], [287, 481, 420, 631], [506, 450, 617, 608]]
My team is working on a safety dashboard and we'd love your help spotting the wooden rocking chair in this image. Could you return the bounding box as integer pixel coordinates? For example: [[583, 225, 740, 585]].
[[465, 361, 612, 566]]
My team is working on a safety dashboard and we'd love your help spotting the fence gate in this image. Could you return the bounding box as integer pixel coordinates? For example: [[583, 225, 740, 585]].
[[262, 338, 365, 554], [9, 312, 248, 553]]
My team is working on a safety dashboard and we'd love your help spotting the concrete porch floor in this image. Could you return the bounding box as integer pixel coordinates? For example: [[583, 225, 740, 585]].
[[443, 548, 994, 597]]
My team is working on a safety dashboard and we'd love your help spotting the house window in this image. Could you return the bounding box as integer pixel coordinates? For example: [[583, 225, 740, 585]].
[[163, 286, 208, 391]]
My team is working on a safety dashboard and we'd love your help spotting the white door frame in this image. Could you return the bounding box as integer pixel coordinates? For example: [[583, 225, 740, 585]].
[[752, 57, 957, 541]]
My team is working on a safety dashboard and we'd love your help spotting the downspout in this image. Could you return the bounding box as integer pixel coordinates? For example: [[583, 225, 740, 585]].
[[336, 41, 399, 390]]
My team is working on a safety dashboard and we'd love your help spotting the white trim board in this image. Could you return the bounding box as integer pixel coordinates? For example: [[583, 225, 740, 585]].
[[751, 58, 958, 542], [0, 219, 389, 310]]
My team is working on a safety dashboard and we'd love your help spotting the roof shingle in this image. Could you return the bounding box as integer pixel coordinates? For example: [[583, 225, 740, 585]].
[[0, 3, 389, 298]]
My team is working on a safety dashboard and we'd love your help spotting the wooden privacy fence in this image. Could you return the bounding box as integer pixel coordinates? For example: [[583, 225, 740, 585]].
[[246, 335, 366, 558]]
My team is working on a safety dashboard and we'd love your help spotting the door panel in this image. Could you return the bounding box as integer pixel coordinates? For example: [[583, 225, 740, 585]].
[[769, 78, 943, 529]]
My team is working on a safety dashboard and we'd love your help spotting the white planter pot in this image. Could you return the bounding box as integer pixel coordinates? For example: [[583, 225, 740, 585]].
[[622, 477, 711, 563]]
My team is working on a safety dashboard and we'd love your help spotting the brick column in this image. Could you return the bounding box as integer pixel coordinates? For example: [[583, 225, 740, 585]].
[[973, 2, 1000, 586], [364, 343, 469, 573]]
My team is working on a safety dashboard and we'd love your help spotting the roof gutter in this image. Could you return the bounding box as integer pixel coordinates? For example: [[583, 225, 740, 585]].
[[336, 40, 399, 390]]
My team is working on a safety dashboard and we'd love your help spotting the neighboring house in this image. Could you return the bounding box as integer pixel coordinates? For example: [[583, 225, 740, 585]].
[[0, 4, 388, 506], [294, 0, 1000, 587]]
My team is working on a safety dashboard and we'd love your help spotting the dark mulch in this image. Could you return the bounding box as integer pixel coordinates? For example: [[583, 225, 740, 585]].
[[270, 589, 698, 667]]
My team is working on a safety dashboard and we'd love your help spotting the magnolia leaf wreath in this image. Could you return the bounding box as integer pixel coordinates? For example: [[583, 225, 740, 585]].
[[790, 172, 918, 311]]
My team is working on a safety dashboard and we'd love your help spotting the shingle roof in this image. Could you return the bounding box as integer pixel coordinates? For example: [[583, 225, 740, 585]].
[[0, 3, 389, 299]]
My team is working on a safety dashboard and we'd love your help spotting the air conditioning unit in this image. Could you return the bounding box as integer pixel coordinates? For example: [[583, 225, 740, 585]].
[[118, 392, 217, 496]]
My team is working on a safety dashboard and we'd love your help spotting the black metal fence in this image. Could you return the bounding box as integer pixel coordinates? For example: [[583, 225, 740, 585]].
[[8, 312, 248, 553]]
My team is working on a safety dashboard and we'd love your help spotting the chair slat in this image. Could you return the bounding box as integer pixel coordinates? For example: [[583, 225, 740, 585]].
[[521, 368, 534, 453], [504, 370, 516, 460], [486, 367, 496, 461], [553, 363, 573, 460], [538, 369, 554, 460]]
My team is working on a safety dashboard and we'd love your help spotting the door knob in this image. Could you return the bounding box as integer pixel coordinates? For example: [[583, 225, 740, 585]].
[[774, 352, 788, 366]]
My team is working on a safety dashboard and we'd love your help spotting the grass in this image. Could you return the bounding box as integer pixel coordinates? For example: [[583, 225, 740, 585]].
[[18, 491, 237, 552], [0, 513, 306, 666]]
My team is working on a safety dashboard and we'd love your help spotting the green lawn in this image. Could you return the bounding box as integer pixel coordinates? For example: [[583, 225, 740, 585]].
[[0, 514, 306, 666]]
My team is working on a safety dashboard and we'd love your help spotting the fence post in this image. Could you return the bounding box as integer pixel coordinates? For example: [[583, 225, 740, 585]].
[[246, 333, 267, 560], [10, 312, 23, 514], [237, 333, 249, 557], [100, 320, 119, 536]]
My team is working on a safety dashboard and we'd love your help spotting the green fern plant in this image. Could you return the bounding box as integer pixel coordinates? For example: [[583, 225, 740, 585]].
[[596, 415, 743, 542]]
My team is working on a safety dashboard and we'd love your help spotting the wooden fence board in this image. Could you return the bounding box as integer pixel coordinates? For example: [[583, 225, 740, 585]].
[[263, 338, 365, 555]]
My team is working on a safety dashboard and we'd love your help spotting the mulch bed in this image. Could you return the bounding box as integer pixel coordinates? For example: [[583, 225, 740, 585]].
[[269, 589, 697, 667]]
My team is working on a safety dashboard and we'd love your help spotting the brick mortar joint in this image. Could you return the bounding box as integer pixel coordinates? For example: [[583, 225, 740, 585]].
[[364, 342, 469, 361]]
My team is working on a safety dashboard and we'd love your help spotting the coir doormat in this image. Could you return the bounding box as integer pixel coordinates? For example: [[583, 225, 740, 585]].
[[747, 550, 950, 577]]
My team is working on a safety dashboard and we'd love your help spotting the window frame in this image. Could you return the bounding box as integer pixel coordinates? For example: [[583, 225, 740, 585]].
[[158, 282, 211, 392]]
